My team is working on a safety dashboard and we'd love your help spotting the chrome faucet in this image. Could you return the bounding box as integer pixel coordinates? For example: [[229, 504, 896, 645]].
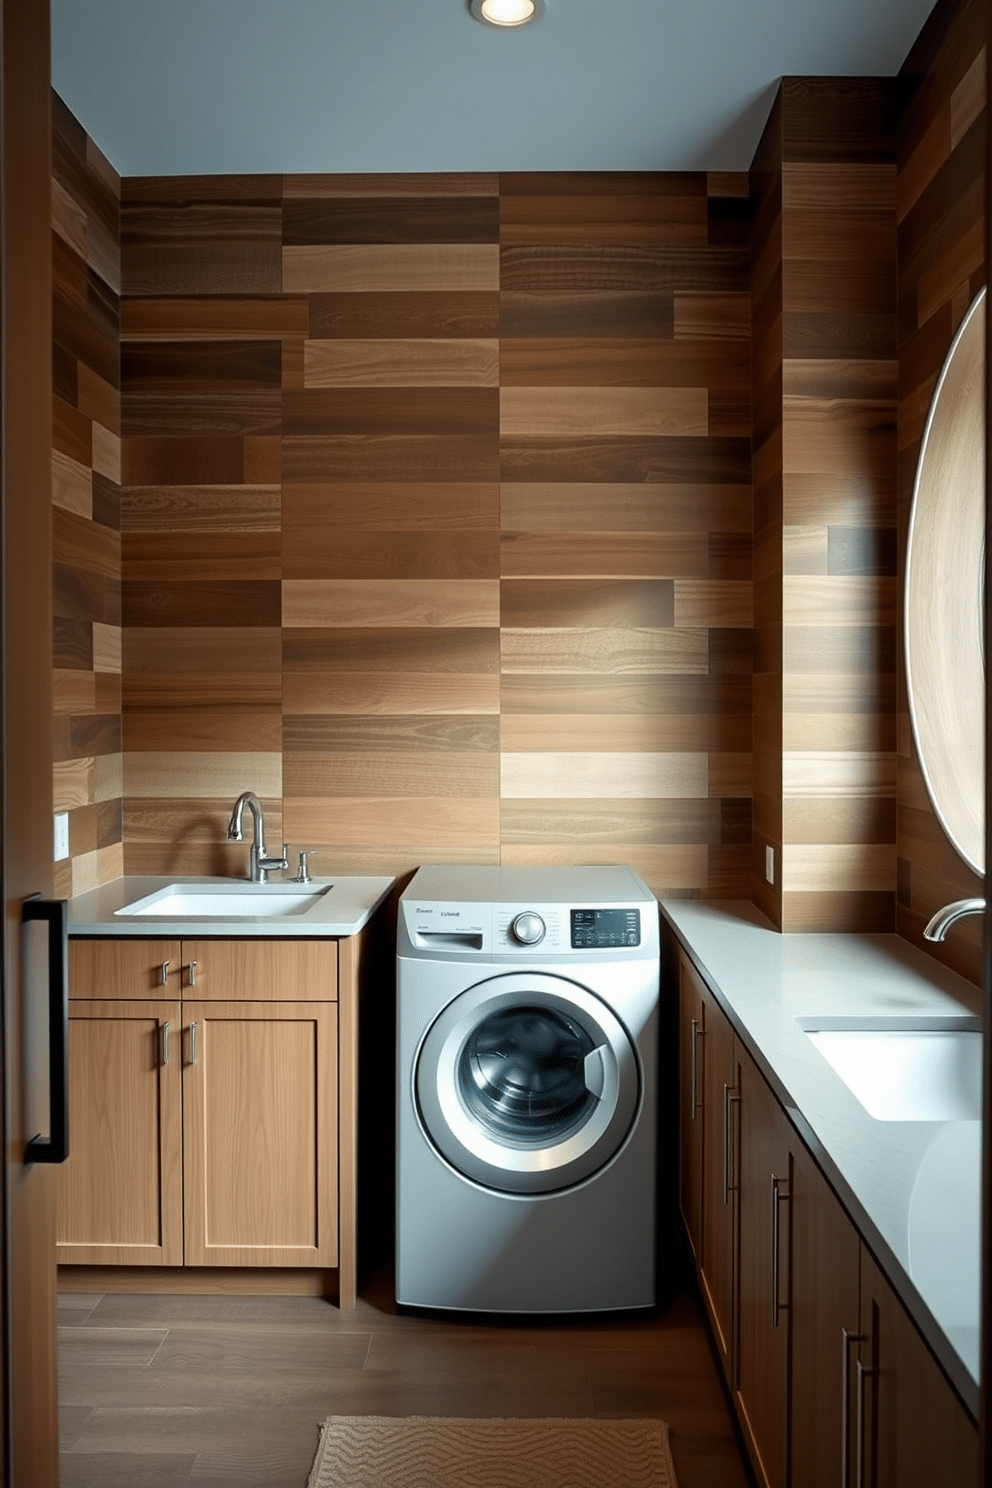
[[923, 898, 986, 942], [226, 791, 289, 883]]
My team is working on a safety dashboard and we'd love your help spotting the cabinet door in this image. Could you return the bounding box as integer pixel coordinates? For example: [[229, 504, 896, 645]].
[[734, 1045, 791, 1488], [790, 1140, 861, 1488], [859, 1247, 977, 1488], [678, 956, 704, 1263], [182, 1000, 339, 1267], [697, 970, 737, 1384], [182, 939, 338, 1001], [57, 999, 183, 1265]]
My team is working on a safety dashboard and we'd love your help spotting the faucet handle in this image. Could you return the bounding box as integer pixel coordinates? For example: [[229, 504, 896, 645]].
[[295, 850, 313, 884]]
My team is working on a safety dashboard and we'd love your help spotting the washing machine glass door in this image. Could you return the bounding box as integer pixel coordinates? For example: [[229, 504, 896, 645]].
[[415, 972, 640, 1194]]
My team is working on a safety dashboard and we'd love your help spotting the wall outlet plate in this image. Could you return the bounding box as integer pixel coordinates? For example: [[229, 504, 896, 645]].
[[54, 812, 69, 861], [765, 844, 775, 885]]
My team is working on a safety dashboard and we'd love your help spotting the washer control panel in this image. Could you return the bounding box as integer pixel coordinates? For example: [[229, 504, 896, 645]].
[[571, 907, 641, 949]]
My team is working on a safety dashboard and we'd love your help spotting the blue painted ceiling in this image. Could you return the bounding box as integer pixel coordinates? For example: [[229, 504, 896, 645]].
[[51, 0, 938, 177]]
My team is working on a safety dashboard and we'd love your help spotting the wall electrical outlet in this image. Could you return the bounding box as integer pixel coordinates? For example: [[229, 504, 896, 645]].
[[765, 845, 775, 885], [54, 812, 69, 861]]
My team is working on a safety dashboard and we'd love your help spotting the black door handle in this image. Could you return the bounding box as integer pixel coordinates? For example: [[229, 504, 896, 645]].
[[23, 897, 69, 1165]]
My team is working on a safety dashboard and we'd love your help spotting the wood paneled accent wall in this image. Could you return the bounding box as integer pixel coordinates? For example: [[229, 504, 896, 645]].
[[749, 80, 900, 932], [118, 172, 753, 895], [896, 0, 987, 984], [51, 93, 123, 897]]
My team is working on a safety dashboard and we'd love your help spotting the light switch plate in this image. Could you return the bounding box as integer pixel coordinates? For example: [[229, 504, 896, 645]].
[[765, 844, 775, 885], [54, 812, 69, 861]]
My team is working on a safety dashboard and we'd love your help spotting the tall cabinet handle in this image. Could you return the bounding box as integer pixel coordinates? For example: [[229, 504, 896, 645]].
[[770, 1174, 790, 1327], [723, 1085, 739, 1204], [855, 1356, 875, 1488], [841, 1328, 867, 1488], [22, 896, 70, 1165], [690, 1018, 701, 1119], [160, 1021, 170, 1067], [188, 1021, 198, 1066]]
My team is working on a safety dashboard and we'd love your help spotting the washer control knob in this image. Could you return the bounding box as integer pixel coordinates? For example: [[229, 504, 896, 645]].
[[511, 911, 546, 946]]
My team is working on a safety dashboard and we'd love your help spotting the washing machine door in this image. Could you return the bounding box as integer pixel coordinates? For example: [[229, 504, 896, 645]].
[[415, 972, 640, 1195]]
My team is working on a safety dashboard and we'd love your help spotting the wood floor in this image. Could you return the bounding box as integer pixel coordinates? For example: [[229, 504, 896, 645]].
[[58, 1259, 753, 1488]]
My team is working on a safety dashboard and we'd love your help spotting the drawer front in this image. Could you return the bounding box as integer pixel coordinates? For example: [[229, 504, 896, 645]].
[[70, 939, 182, 1000], [181, 939, 339, 1002]]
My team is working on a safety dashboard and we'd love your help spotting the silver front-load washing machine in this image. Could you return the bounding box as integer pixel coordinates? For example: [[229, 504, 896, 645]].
[[396, 864, 659, 1313]]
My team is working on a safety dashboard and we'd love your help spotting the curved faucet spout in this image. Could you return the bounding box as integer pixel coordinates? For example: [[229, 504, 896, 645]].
[[226, 791, 287, 883], [923, 898, 986, 942]]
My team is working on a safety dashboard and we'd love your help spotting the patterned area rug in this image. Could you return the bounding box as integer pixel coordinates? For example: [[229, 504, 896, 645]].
[[307, 1416, 678, 1488]]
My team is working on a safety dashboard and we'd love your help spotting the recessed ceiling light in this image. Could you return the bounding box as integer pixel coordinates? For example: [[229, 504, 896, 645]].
[[470, 0, 545, 27]]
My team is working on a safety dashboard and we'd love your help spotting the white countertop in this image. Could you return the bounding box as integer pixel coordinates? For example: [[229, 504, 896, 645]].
[[660, 898, 982, 1416], [68, 874, 395, 938]]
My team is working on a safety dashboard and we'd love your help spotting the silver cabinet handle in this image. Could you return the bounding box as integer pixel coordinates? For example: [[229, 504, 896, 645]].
[[855, 1356, 875, 1488], [187, 960, 197, 988], [690, 1017, 701, 1119], [723, 1085, 739, 1204], [160, 1020, 170, 1066], [188, 1020, 198, 1066], [770, 1174, 790, 1327], [160, 960, 170, 986], [841, 1329, 867, 1488]]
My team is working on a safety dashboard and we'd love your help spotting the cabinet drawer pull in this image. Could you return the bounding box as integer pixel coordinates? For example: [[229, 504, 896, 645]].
[[723, 1085, 739, 1204], [187, 960, 198, 988], [160, 960, 170, 986], [770, 1174, 790, 1327], [690, 1018, 701, 1119], [188, 1020, 198, 1066], [160, 1020, 170, 1066], [841, 1329, 866, 1488]]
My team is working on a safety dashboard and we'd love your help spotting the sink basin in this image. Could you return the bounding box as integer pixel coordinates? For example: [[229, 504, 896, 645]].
[[116, 882, 333, 919], [797, 1016, 982, 1121]]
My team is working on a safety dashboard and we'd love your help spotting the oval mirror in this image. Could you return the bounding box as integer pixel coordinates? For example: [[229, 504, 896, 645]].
[[905, 287, 985, 877]]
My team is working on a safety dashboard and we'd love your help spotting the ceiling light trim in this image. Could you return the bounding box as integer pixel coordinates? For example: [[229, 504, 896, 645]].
[[469, 0, 546, 28]]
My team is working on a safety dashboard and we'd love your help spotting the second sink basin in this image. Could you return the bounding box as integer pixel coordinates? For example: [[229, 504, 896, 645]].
[[798, 1016, 982, 1121], [116, 882, 332, 919]]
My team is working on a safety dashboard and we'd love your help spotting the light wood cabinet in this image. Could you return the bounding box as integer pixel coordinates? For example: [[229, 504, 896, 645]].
[[57, 998, 183, 1266], [678, 953, 738, 1384], [677, 946, 979, 1488], [182, 999, 338, 1267], [58, 937, 345, 1280]]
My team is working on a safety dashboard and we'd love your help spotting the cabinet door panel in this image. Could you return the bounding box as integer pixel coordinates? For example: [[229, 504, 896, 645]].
[[678, 956, 704, 1264], [697, 971, 737, 1383], [70, 938, 182, 1000], [860, 1247, 977, 1488], [183, 1000, 338, 1266], [57, 999, 183, 1265], [790, 1142, 861, 1488], [183, 939, 338, 1002], [734, 1047, 790, 1488]]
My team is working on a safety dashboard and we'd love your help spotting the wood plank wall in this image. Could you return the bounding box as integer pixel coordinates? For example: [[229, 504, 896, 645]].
[[51, 93, 123, 897], [750, 80, 900, 933], [896, 0, 987, 984], [117, 171, 754, 896]]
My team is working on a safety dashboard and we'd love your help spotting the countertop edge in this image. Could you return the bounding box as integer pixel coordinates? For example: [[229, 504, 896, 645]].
[[66, 875, 396, 939], [660, 899, 981, 1423]]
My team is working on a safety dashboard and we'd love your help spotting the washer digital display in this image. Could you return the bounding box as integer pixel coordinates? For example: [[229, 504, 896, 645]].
[[571, 908, 640, 948]]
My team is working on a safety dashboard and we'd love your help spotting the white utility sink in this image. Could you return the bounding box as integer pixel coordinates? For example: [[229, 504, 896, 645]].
[[797, 1016, 982, 1121], [116, 882, 333, 919]]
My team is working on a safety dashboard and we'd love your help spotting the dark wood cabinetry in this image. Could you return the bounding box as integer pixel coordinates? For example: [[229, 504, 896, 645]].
[[676, 947, 979, 1488], [679, 955, 737, 1384]]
